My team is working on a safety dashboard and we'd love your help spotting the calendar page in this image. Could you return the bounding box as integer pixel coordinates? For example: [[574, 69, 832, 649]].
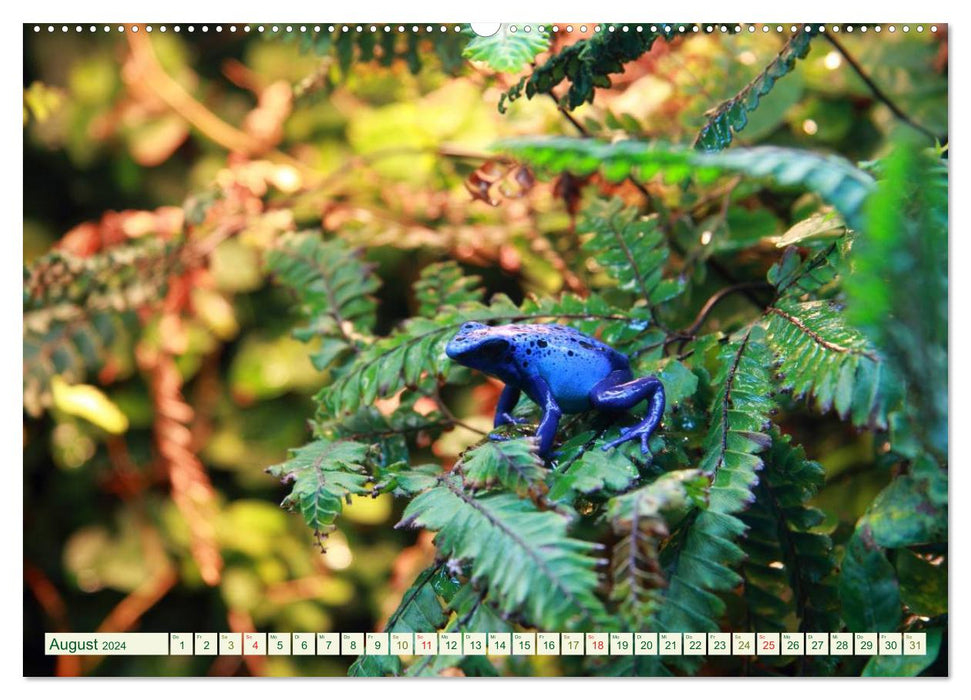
[[23, 19, 948, 679]]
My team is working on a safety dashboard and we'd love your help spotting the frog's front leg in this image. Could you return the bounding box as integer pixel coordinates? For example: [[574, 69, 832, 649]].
[[493, 384, 528, 428], [525, 375, 562, 458], [590, 370, 666, 455]]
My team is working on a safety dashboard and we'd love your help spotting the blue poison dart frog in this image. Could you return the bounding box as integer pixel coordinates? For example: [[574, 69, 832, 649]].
[[445, 322, 665, 458]]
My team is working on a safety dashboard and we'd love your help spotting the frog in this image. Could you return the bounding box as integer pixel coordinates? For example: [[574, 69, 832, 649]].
[[445, 322, 665, 458]]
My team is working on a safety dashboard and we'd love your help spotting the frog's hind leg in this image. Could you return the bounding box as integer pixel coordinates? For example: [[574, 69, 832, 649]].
[[590, 371, 665, 455]]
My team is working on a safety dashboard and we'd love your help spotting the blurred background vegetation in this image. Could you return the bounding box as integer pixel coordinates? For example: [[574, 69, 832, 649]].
[[23, 23, 946, 676]]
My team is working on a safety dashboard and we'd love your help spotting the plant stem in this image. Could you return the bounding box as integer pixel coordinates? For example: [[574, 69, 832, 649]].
[[823, 31, 942, 144]]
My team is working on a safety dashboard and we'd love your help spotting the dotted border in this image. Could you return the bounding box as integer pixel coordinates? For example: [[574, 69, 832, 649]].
[[30, 23, 941, 35]]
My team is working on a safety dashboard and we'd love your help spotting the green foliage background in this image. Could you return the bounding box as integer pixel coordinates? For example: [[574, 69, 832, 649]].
[[23, 23, 947, 677]]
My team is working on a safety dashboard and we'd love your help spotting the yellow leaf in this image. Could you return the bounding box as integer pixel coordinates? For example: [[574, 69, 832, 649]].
[[191, 287, 239, 341], [51, 376, 129, 434]]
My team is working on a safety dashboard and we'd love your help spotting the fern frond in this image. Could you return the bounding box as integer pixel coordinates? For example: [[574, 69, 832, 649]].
[[500, 138, 875, 230], [547, 445, 640, 505], [607, 469, 709, 628], [580, 198, 684, 316], [403, 580, 510, 677], [22, 239, 183, 417], [764, 299, 898, 428], [349, 564, 449, 677], [456, 438, 547, 498], [413, 261, 484, 318], [23, 311, 135, 417], [266, 232, 380, 372], [325, 404, 451, 474], [740, 433, 840, 644], [500, 24, 679, 112], [286, 24, 467, 94], [24, 238, 179, 316], [699, 327, 773, 509], [695, 29, 817, 152], [649, 327, 773, 670], [768, 239, 845, 300], [398, 475, 610, 630], [265, 439, 373, 542]]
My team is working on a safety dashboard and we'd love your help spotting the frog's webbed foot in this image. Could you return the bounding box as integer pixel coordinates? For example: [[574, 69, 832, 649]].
[[601, 426, 653, 455], [591, 373, 665, 457]]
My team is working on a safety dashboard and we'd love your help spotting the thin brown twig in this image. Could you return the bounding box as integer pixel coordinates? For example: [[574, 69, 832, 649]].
[[124, 26, 319, 182], [80, 522, 178, 675], [24, 563, 82, 677], [431, 388, 489, 436], [140, 346, 223, 586], [823, 30, 941, 143]]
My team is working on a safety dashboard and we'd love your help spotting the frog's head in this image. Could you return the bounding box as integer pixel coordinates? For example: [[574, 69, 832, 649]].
[[445, 322, 512, 375]]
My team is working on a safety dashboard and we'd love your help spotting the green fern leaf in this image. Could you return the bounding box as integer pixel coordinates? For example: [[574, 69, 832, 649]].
[[699, 327, 773, 509], [266, 232, 380, 373], [398, 475, 610, 630], [740, 432, 840, 643], [463, 25, 549, 73], [500, 24, 679, 112], [285, 24, 468, 91], [765, 299, 898, 429], [580, 198, 685, 314], [326, 404, 451, 473], [767, 239, 845, 299], [648, 328, 773, 672], [607, 469, 709, 628], [266, 439, 373, 540], [500, 138, 875, 230], [349, 564, 449, 677], [414, 261, 483, 317], [23, 238, 178, 416], [403, 580, 510, 677], [547, 443, 640, 505], [456, 438, 547, 498], [695, 29, 817, 152]]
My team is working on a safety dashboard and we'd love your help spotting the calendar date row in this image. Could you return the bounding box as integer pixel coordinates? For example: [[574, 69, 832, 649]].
[[46, 631, 928, 657]]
